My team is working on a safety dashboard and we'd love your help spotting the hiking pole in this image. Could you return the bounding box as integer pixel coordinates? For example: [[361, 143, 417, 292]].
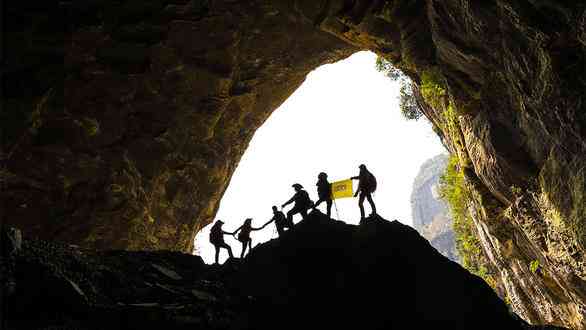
[[333, 198, 341, 221]]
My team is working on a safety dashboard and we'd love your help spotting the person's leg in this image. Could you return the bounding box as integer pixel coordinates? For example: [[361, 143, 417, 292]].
[[240, 241, 247, 258], [248, 239, 252, 254], [219, 242, 233, 259], [300, 208, 308, 220], [277, 224, 284, 236], [214, 245, 220, 264], [313, 198, 324, 210], [326, 199, 332, 218], [358, 192, 366, 219], [289, 206, 302, 223], [286, 210, 295, 225], [366, 193, 376, 215], [225, 243, 233, 258]]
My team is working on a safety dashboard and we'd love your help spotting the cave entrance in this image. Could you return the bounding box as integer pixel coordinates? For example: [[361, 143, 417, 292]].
[[194, 51, 445, 263]]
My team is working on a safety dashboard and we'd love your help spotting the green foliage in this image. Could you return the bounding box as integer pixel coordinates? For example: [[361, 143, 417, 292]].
[[420, 68, 446, 110], [510, 185, 522, 196], [399, 82, 423, 121], [375, 56, 424, 121], [375, 55, 404, 81], [439, 155, 496, 288], [530, 260, 540, 274]]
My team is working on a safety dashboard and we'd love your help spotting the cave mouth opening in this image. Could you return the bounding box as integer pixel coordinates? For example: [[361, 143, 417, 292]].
[[194, 51, 445, 263]]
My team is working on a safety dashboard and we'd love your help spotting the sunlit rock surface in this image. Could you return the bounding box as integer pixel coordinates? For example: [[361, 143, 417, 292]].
[[3, 213, 561, 329], [410, 154, 458, 262], [3, 1, 585, 327]]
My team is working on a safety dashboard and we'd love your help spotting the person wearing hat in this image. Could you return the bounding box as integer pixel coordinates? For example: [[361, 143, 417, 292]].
[[232, 218, 264, 258], [209, 220, 234, 264], [351, 164, 377, 220], [282, 183, 313, 224], [313, 172, 333, 218]]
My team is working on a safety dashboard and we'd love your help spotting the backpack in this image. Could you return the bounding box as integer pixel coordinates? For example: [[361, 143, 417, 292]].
[[209, 225, 223, 245], [364, 171, 377, 193], [297, 190, 313, 208]]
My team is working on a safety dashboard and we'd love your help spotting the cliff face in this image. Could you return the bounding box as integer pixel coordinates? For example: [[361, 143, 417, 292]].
[[3, 1, 585, 328], [410, 154, 458, 262], [3, 0, 356, 251]]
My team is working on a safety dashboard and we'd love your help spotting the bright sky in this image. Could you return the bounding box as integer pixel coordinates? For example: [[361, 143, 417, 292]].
[[194, 51, 445, 263]]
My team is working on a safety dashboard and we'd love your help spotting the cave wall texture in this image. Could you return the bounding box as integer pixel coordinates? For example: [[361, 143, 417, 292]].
[[2, 0, 585, 328]]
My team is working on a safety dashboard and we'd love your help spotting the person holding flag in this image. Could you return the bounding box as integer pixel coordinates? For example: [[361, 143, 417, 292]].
[[351, 164, 377, 220], [313, 172, 333, 218]]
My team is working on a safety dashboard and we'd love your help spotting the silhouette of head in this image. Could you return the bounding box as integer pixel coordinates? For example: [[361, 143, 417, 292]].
[[359, 164, 366, 170], [318, 172, 327, 180], [292, 183, 303, 191], [244, 218, 252, 226], [272, 205, 278, 212]]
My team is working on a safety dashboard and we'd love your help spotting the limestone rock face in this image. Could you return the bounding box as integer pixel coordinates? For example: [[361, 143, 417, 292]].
[[410, 154, 458, 262], [3, 1, 586, 327], [3, 0, 356, 251]]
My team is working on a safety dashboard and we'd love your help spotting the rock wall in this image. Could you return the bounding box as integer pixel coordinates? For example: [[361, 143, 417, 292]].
[[3, 1, 585, 327], [410, 154, 458, 262], [3, 0, 356, 251]]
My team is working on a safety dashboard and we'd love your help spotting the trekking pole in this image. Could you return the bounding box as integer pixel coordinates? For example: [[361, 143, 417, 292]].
[[333, 198, 341, 220]]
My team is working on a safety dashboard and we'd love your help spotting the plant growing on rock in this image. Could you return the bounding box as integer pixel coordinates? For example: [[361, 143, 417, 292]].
[[375, 56, 424, 121], [439, 155, 496, 289]]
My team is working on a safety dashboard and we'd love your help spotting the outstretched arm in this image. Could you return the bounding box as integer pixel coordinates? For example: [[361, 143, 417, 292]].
[[227, 225, 242, 235], [259, 219, 274, 230], [251, 222, 264, 231], [282, 195, 295, 208], [354, 182, 362, 197]]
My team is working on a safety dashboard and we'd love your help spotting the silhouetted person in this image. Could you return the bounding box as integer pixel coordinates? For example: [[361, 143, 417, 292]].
[[209, 220, 233, 264], [313, 172, 333, 218], [351, 164, 377, 220], [262, 206, 293, 237], [232, 218, 263, 258], [282, 183, 313, 224]]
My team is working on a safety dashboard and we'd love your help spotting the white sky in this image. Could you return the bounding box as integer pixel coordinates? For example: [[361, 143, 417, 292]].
[[194, 51, 445, 263]]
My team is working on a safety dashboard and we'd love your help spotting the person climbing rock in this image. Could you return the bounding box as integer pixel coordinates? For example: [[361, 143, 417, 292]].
[[313, 172, 333, 218], [262, 205, 293, 237], [232, 218, 264, 258], [282, 183, 313, 224], [209, 220, 234, 264], [351, 164, 377, 220]]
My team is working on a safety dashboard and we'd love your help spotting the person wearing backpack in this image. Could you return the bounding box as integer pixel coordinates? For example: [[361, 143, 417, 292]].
[[232, 218, 264, 258], [282, 183, 313, 224], [209, 220, 234, 264], [313, 172, 333, 218], [351, 164, 377, 220]]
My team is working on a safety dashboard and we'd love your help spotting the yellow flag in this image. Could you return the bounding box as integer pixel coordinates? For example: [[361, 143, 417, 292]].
[[331, 179, 353, 200]]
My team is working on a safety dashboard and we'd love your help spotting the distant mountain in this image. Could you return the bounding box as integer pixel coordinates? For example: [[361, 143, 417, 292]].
[[410, 154, 458, 263]]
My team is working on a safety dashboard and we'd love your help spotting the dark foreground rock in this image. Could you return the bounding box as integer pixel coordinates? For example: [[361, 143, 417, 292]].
[[2, 213, 566, 329]]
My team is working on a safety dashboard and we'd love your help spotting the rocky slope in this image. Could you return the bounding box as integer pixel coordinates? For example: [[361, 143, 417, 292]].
[[2, 0, 585, 327], [410, 154, 458, 262], [2, 214, 564, 329]]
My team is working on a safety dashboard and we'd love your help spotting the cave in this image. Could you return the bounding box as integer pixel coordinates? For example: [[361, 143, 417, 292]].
[[3, 0, 585, 328]]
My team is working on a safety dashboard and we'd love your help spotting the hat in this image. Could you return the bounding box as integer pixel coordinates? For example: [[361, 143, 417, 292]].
[[217, 220, 224, 224], [292, 183, 303, 189]]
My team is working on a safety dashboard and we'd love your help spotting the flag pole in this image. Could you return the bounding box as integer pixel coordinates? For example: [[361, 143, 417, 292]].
[[333, 198, 340, 220]]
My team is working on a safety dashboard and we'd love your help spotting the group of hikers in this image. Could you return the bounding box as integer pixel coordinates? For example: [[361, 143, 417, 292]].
[[209, 164, 378, 264]]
